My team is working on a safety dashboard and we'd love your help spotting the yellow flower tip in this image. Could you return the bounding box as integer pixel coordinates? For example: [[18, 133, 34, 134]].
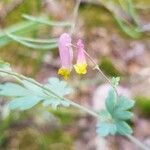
[[58, 68, 70, 80], [74, 63, 87, 75]]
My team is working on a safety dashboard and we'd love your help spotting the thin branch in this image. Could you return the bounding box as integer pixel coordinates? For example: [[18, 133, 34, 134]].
[[126, 134, 150, 150], [83, 50, 119, 99]]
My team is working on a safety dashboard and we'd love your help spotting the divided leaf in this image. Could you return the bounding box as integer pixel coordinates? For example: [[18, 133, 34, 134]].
[[116, 121, 133, 135], [21, 80, 45, 97], [99, 109, 111, 122], [45, 77, 73, 96], [9, 95, 42, 110], [105, 88, 116, 114], [97, 88, 134, 137], [0, 77, 72, 110], [0, 83, 29, 97], [0, 83, 44, 110], [113, 96, 135, 120], [96, 122, 117, 137], [113, 110, 133, 120], [116, 96, 135, 110]]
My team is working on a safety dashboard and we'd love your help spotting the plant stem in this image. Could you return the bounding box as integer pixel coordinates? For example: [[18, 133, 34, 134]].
[[83, 50, 119, 98], [0, 69, 149, 150], [126, 134, 150, 150]]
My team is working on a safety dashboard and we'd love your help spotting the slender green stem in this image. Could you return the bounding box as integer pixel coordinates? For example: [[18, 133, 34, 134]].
[[126, 134, 149, 150], [83, 50, 119, 98], [6, 35, 57, 44], [0, 69, 149, 150]]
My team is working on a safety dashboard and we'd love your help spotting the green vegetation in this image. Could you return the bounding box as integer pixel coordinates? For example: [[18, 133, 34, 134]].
[[135, 96, 150, 118], [99, 57, 121, 77]]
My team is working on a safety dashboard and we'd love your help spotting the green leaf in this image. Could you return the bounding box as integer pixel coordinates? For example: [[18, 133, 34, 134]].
[[118, 0, 139, 25], [113, 110, 133, 120], [97, 89, 134, 137], [0, 82, 43, 110], [0, 83, 29, 96], [0, 77, 72, 110], [20, 80, 45, 97], [96, 122, 117, 137], [0, 21, 39, 48], [114, 16, 142, 39], [8, 35, 57, 44], [45, 77, 73, 97], [117, 96, 135, 110], [23, 14, 72, 27], [111, 77, 120, 87], [6, 33, 58, 50], [116, 121, 133, 135], [99, 109, 112, 122], [9, 95, 42, 110], [105, 88, 116, 114]]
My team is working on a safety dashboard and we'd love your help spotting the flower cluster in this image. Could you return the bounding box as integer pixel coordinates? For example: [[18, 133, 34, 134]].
[[58, 33, 87, 80]]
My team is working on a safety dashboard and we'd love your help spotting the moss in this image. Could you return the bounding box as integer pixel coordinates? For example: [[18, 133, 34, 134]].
[[99, 57, 121, 77], [135, 96, 150, 118]]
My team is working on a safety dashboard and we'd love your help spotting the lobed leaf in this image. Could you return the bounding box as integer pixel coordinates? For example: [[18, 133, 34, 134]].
[[20, 80, 46, 97], [45, 77, 73, 97], [9, 95, 42, 110], [97, 88, 134, 137], [0, 83, 29, 97], [96, 122, 117, 137], [99, 109, 111, 122], [116, 96, 135, 110], [116, 121, 133, 135], [105, 88, 116, 114], [0, 77, 72, 110], [113, 110, 133, 120]]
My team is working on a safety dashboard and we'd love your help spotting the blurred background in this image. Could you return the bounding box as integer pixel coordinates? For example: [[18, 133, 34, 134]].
[[0, 0, 150, 149]]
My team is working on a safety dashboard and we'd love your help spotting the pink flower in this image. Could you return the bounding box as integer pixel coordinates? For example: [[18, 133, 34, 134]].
[[74, 39, 87, 74], [57, 33, 73, 80]]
